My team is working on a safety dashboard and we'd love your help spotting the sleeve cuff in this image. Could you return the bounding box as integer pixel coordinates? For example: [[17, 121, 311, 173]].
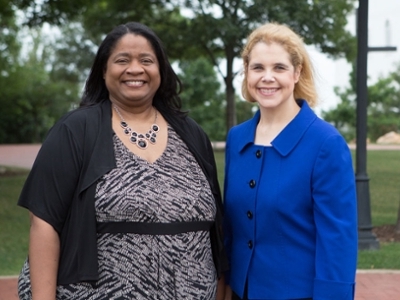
[[313, 278, 355, 300]]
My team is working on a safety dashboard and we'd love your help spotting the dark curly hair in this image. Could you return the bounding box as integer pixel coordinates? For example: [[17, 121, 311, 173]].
[[80, 22, 183, 115]]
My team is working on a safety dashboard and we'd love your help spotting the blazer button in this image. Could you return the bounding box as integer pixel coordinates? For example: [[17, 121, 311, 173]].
[[256, 150, 262, 158], [249, 179, 256, 188], [247, 211, 253, 219], [248, 240, 253, 249]]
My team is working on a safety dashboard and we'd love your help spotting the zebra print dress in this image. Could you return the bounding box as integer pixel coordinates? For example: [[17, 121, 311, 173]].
[[18, 126, 217, 299]]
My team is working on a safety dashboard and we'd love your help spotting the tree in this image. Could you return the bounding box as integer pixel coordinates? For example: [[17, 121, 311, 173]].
[[367, 75, 400, 141], [49, 22, 97, 86], [178, 57, 226, 141], [322, 63, 400, 142], [15, 0, 357, 136], [0, 2, 20, 72], [0, 3, 105, 143], [0, 19, 82, 143], [178, 57, 255, 140], [322, 89, 357, 142], [177, 0, 357, 132], [0, 6, 23, 142]]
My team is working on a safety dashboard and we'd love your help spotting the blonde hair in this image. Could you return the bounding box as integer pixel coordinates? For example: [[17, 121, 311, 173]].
[[241, 22, 318, 107]]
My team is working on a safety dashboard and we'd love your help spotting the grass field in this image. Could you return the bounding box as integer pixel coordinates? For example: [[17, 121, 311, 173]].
[[0, 170, 30, 276], [364, 151, 400, 226], [1, 149, 399, 275]]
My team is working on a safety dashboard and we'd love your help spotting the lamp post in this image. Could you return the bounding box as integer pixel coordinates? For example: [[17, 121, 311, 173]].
[[356, 0, 397, 250]]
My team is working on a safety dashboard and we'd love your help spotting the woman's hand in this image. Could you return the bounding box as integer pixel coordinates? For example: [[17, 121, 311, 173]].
[[29, 212, 60, 300]]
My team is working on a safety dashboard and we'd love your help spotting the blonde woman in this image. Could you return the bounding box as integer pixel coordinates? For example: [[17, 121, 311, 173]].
[[223, 23, 357, 300]]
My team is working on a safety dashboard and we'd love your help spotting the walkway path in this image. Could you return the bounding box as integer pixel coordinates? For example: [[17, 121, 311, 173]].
[[1, 144, 400, 299], [0, 144, 41, 170]]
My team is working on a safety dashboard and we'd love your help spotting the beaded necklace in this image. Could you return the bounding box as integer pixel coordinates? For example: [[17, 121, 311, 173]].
[[113, 105, 160, 150]]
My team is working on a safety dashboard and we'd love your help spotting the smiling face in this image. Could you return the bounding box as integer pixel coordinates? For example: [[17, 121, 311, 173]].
[[104, 33, 161, 108], [246, 41, 301, 111]]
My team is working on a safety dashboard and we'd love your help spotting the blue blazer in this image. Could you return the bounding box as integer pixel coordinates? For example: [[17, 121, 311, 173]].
[[224, 100, 358, 300]]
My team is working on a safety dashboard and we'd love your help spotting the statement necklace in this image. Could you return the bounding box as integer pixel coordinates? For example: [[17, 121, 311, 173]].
[[113, 105, 160, 150]]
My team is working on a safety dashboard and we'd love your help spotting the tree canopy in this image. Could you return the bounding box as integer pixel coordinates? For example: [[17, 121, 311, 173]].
[[178, 57, 254, 141], [0, 44, 81, 143], [322, 63, 400, 142], [0, 13, 82, 143], [14, 0, 357, 134]]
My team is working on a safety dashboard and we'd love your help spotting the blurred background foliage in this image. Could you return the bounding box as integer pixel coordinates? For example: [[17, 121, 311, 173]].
[[3, 0, 398, 144]]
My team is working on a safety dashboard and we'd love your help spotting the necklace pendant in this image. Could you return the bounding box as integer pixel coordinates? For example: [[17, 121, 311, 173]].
[[137, 139, 148, 149], [113, 104, 160, 150], [120, 121, 131, 135]]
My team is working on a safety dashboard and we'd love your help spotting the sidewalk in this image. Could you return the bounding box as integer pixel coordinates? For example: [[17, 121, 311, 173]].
[[356, 270, 400, 300], [1, 271, 400, 299], [0, 144, 41, 170]]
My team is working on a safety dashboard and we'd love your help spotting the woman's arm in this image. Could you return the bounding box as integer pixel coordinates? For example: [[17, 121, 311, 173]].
[[216, 276, 226, 300], [312, 135, 358, 298], [29, 212, 60, 300], [223, 285, 232, 300]]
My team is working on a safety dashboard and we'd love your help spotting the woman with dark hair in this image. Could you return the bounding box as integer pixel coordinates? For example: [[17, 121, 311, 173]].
[[17, 22, 227, 299]]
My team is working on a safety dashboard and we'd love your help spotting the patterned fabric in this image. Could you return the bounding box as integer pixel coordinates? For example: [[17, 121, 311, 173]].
[[18, 126, 217, 299]]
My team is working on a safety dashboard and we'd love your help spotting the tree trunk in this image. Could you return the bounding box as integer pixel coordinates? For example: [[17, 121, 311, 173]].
[[225, 79, 236, 133], [224, 51, 237, 136]]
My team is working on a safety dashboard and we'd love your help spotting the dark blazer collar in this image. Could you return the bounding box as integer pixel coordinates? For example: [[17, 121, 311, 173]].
[[237, 100, 317, 156]]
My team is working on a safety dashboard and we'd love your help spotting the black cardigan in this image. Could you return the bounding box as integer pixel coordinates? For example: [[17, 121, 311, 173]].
[[18, 99, 228, 284]]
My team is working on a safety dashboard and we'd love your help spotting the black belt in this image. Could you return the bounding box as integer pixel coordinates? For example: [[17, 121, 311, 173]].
[[97, 221, 214, 235]]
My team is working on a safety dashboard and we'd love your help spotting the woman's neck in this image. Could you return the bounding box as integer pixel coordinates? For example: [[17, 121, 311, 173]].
[[255, 100, 300, 146]]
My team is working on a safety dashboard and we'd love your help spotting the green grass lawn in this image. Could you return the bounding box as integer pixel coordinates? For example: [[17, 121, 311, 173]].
[[0, 170, 30, 276], [361, 151, 400, 226], [357, 242, 400, 269], [1, 149, 400, 275]]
